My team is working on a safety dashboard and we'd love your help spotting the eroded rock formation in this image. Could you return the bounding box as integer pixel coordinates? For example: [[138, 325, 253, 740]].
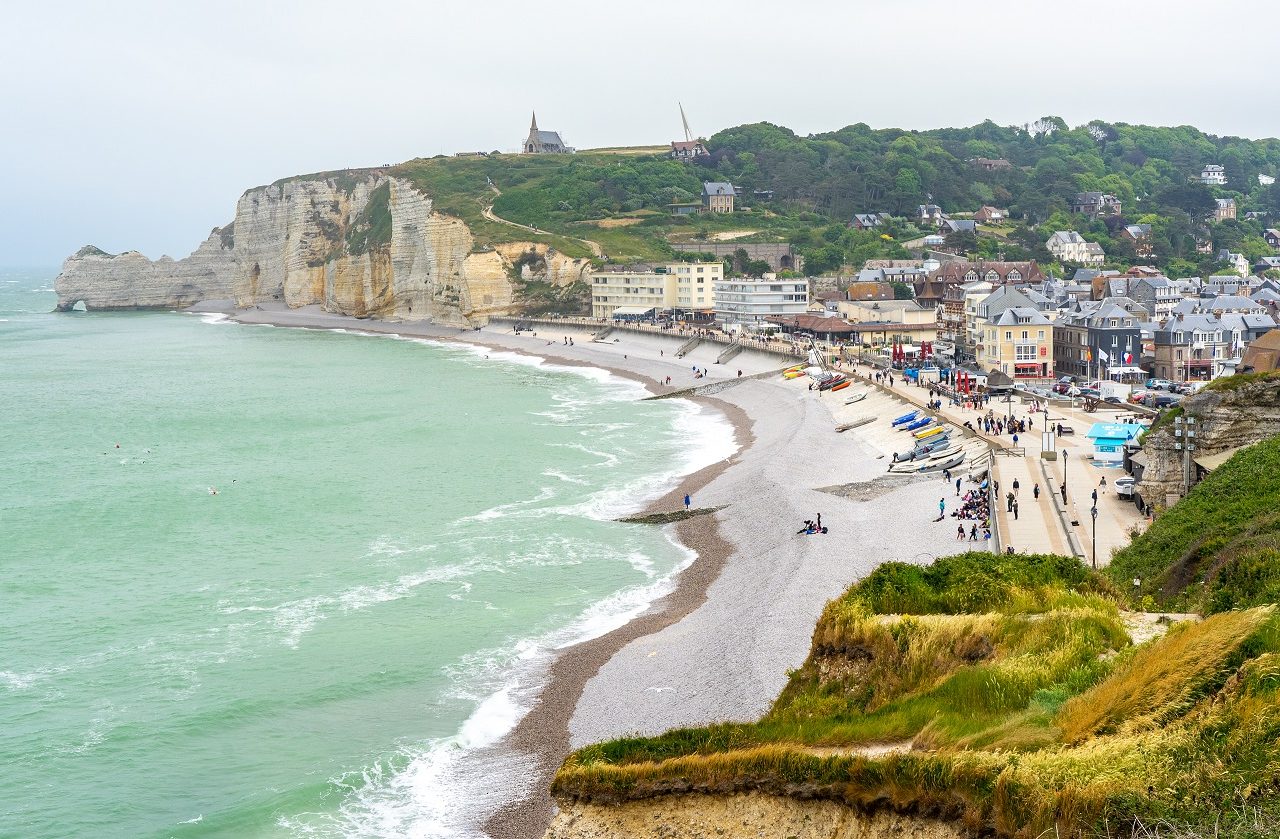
[[1137, 376, 1280, 505], [545, 794, 971, 839], [55, 172, 591, 325]]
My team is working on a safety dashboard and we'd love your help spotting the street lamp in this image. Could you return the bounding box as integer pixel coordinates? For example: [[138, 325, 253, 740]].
[[1091, 505, 1099, 569]]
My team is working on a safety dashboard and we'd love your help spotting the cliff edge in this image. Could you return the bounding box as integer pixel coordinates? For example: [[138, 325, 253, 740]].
[[55, 172, 591, 324]]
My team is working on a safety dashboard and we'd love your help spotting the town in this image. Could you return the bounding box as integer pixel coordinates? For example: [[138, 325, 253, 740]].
[[508, 111, 1280, 391]]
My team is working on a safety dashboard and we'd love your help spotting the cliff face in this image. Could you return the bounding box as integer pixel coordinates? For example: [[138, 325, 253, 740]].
[[1137, 376, 1280, 505], [545, 794, 970, 839], [55, 172, 591, 324]]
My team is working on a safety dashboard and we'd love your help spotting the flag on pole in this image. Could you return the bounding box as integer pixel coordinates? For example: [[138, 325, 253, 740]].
[[1099, 349, 1109, 362]]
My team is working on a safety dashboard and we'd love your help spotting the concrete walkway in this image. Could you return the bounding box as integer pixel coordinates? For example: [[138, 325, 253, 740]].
[[836, 363, 1146, 563]]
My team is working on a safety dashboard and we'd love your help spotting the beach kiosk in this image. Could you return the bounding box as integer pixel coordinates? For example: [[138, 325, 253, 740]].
[[1086, 422, 1143, 465]]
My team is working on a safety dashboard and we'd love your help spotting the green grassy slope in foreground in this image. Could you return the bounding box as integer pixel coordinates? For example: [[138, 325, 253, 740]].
[[1109, 436, 1280, 614], [554, 552, 1280, 837]]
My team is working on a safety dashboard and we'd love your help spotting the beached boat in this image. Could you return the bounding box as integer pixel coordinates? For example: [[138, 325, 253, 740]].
[[926, 445, 962, 461], [888, 461, 921, 473], [891, 411, 919, 426], [843, 391, 867, 405], [913, 425, 946, 440], [835, 416, 875, 432], [920, 452, 965, 472], [818, 375, 847, 391], [903, 417, 934, 432], [783, 371, 804, 379], [830, 380, 851, 392]]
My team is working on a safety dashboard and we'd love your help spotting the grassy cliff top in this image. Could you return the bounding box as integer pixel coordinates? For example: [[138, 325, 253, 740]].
[[1109, 435, 1280, 614], [554, 551, 1280, 837]]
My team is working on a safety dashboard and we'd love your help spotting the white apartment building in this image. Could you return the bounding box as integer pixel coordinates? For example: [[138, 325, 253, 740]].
[[589, 262, 722, 319], [1046, 231, 1105, 265], [1201, 164, 1227, 186], [713, 275, 809, 324]]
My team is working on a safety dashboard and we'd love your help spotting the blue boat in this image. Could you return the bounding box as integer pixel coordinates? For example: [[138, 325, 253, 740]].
[[891, 411, 919, 426], [904, 417, 934, 432]]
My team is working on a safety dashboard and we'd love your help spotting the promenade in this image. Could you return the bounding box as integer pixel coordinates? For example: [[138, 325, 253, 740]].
[[837, 361, 1146, 565]]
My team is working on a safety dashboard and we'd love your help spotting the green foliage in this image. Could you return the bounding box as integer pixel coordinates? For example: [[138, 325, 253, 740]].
[[345, 181, 392, 256], [1108, 436, 1280, 612], [555, 543, 1280, 837]]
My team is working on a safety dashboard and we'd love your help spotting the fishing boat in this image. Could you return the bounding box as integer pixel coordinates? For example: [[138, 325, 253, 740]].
[[927, 445, 962, 461], [843, 391, 867, 405], [891, 411, 919, 426], [888, 460, 921, 474], [921, 452, 965, 472], [830, 380, 851, 392]]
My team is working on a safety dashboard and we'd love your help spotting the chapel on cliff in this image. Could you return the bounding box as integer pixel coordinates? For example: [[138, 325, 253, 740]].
[[523, 112, 572, 154]]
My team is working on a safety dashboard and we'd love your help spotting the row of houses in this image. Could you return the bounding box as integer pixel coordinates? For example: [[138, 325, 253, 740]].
[[589, 261, 811, 325], [925, 262, 1280, 383]]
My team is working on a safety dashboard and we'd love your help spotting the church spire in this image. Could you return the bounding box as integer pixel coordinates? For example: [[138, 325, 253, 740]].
[[530, 111, 538, 132]]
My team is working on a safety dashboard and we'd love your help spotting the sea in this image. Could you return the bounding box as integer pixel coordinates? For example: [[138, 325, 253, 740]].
[[0, 268, 736, 838]]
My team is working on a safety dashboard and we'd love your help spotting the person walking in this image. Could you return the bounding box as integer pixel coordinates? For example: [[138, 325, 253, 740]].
[[1012, 478, 1020, 497], [938, 497, 946, 519], [683, 493, 691, 511], [955, 477, 962, 496], [957, 524, 966, 540], [1091, 488, 1098, 505], [1013, 499, 1019, 521], [1060, 483, 1067, 504], [1006, 491, 1015, 512], [969, 523, 978, 541], [1033, 483, 1040, 501], [1099, 476, 1107, 495], [1012, 432, 1019, 447]]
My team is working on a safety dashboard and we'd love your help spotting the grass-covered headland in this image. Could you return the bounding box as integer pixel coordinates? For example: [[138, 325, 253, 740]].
[[553, 547, 1280, 837]]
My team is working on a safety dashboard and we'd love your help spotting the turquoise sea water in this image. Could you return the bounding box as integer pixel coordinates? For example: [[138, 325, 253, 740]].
[[0, 269, 733, 838]]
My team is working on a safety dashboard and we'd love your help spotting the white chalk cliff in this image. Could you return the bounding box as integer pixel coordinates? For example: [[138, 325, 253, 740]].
[[55, 171, 591, 325]]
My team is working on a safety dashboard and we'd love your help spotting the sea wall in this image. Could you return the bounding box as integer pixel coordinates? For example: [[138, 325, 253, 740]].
[[545, 794, 970, 839], [55, 173, 592, 325]]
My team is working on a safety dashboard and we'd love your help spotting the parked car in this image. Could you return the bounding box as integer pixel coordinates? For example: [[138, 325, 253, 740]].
[[1079, 387, 1100, 398], [1153, 394, 1181, 408], [1145, 378, 1175, 391], [1115, 476, 1136, 498]]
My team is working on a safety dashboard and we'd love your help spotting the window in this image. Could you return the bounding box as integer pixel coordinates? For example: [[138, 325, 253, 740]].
[[1021, 330, 1029, 340], [1015, 345, 1037, 361], [1038, 330, 1045, 339], [1005, 331, 1012, 340], [1008, 270, 1022, 281], [696, 267, 704, 273], [1112, 336, 1118, 347]]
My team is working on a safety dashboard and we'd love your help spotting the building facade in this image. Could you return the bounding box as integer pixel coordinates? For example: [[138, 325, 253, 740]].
[[523, 112, 571, 154], [1046, 231, 1106, 265], [1201, 164, 1228, 186], [714, 277, 809, 324], [590, 262, 722, 319], [1052, 300, 1145, 380], [979, 307, 1054, 379], [702, 182, 736, 213]]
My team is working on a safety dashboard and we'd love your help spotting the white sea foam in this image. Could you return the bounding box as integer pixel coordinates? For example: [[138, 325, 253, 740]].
[[315, 533, 697, 839], [460, 484, 559, 523]]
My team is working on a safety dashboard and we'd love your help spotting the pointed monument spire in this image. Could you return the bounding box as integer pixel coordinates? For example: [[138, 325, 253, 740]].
[[530, 111, 538, 132]]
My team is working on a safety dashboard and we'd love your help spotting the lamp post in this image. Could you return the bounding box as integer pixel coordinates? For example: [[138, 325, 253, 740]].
[[1062, 450, 1069, 506], [1091, 505, 1099, 569]]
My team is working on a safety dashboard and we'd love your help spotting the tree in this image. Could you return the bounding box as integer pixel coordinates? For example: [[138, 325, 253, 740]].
[[890, 281, 914, 300], [944, 229, 978, 254]]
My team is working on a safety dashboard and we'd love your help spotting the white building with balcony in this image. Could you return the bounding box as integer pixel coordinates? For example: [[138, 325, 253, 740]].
[[713, 275, 809, 325], [590, 262, 722, 319], [1046, 231, 1106, 265], [1201, 164, 1227, 186]]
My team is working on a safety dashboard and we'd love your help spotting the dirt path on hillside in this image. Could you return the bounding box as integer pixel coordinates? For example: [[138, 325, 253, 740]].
[[483, 183, 605, 258]]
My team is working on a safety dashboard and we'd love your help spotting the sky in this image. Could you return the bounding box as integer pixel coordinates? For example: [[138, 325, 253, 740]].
[[2, 0, 1274, 266]]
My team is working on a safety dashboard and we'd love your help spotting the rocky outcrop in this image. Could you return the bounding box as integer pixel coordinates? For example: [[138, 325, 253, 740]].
[[545, 794, 970, 839], [54, 236, 235, 311], [55, 172, 592, 324], [1137, 376, 1280, 505]]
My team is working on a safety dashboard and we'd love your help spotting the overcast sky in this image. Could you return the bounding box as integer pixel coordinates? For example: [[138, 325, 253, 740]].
[[3, 0, 1274, 266]]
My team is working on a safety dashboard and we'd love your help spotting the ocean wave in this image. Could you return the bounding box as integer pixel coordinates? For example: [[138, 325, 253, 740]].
[[309, 536, 696, 838], [459, 485, 558, 523], [217, 562, 474, 649], [541, 467, 588, 485]]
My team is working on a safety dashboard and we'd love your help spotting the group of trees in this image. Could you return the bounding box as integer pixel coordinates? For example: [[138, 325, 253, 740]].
[[482, 118, 1280, 277]]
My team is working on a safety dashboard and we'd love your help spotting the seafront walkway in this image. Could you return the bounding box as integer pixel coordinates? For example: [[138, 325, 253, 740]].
[[834, 362, 1145, 564]]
